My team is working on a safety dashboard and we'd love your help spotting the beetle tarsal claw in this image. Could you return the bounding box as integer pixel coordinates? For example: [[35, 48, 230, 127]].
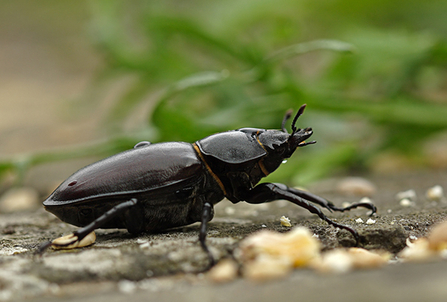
[[51, 231, 96, 250]]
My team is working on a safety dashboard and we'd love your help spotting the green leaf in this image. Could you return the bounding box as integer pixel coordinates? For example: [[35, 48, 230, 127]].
[[265, 39, 356, 64]]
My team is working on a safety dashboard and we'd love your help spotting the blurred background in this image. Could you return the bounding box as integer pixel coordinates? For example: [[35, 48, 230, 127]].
[[1, 0, 447, 202]]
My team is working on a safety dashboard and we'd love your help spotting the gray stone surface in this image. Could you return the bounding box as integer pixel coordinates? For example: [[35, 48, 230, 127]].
[[2, 171, 447, 301]]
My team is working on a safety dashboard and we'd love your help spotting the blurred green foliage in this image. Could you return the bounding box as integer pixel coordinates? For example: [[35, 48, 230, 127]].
[[2, 0, 447, 186]]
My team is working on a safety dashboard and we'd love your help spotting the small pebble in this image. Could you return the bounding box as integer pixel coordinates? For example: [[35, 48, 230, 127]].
[[399, 238, 434, 261], [396, 189, 417, 202], [314, 249, 352, 274], [427, 220, 447, 250], [239, 227, 320, 268], [426, 185, 444, 202], [409, 235, 418, 241], [118, 280, 137, 294], [280, 216, 292, 227], [399, 220, 447, 261], [347, 248, 391, 269], [336, 177, 376, 197], [139, 242, 151, 249], [355, 218, 364, 224], [366, 218, 376, 225], [341, 202, 351, 208], [312, 248, 390, 274], [243, 255, 292, 281], [208, 259, 238, 283], [399, 198, 413, 207], [359, 197, 373, 204]]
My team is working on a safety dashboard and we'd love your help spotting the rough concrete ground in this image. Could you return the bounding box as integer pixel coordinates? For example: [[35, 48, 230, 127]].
[[1, 171, 447, 302]]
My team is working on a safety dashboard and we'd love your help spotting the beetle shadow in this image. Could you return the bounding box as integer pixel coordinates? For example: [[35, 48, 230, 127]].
[[93, 223, 204, 243]]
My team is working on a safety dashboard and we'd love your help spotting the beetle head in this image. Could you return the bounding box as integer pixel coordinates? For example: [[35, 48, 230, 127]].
[[256, 104, 315, 173]]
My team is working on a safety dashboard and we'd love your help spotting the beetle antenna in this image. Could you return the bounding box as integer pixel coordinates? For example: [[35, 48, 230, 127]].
[[281, 109, 294, 133], [291, 104, 306, 134]]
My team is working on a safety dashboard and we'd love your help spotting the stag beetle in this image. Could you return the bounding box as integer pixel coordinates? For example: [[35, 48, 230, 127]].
[[38, 104, 376, 265]]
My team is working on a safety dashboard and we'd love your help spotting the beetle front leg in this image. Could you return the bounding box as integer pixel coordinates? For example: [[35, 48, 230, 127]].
[[281, 185, 377, 215], [37, 198, 138, 254], [242, 183, 361, 245], [199, 201, 215, 268]]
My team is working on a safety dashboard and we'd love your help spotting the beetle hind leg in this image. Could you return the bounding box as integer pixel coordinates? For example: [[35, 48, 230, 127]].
[[37, 198, 138, 254]]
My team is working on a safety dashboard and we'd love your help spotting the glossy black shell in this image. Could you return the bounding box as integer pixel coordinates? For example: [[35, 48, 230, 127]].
[[44, 142, 201, 205], [196, 130, 266, 164], [43, 142, 210, 229]]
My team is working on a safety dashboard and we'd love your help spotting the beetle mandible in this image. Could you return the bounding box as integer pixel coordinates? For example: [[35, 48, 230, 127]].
[[38, 104, 376, 265]]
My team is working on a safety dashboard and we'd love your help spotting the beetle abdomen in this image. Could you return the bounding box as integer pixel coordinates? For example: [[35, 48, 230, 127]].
[[44, 142, 202, 206]]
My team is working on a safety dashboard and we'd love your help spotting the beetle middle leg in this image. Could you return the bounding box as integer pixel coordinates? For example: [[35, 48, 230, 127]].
[[199, 201, 216, 267], [37, 198, 138, 254], [241, 183, 364, 245]]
